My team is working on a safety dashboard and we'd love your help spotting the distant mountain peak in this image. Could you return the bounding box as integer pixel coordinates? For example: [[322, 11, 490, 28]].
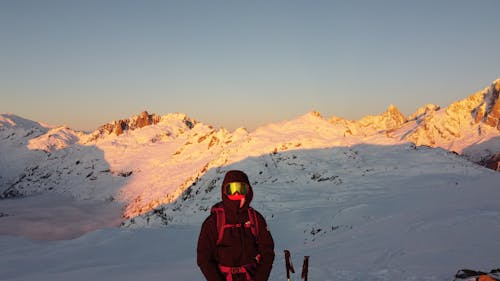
[[383, 104, 406, 119], [357, 104, 406, 132], [27, 126, 81, 152], [401, 79, 500, 156], [307, 110, 324, 119], [471, 79, 500, 129], [408, 104, 440, 121], [86, 111, 161, 141], [159, 112, 197, 129], [387, 104, 398, 111], [438, 79, 500, 131], [0, 114, 47, 131], [83, 111, 200, 143]]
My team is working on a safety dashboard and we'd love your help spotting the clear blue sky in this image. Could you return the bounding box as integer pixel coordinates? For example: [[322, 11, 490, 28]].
[[1, 0, 499, 132]]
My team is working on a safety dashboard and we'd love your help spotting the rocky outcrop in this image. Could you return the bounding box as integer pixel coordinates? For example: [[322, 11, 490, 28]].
[[134, 111, 162, 129], [87, 111, 162, 141]]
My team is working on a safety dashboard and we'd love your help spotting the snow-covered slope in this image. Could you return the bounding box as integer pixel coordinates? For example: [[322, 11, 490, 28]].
[[2, 143, 499, 281], [1, 80, 500, 220], [0, 115, 49, 192], [1, 80, 500, 281], [27, 126, 83, 152], [0, 114, 127, 200]]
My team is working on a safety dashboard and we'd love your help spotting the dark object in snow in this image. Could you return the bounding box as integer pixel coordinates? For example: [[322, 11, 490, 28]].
[[454, 268, 500, 281], [301, 256, 309, 281], [285, 250, 295, 281], [118, 171, 133, 177], [484, 153, 500, 171]]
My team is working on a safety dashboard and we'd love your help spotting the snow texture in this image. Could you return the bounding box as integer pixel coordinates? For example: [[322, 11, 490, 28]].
[[1, 80, 500, 281]]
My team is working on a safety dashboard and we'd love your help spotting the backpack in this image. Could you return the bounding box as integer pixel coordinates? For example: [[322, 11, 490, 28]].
[[211, 202, 259, 245], [455, 269, 500, 281]]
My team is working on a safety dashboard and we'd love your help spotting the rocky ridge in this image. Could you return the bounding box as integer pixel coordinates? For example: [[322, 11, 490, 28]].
[[85, 111, 163, 142], [403, 80, 500, 155]]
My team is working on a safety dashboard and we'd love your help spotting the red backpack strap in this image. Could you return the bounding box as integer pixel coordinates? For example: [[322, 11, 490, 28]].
[[247, 207, 259, 240], [213, 206, 226, 245], [212, 204, 260, 246]]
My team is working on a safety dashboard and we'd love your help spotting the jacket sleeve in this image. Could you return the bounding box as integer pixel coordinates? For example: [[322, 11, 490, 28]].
[[254, 212, 275, 281], [197, 215, 225, 281]]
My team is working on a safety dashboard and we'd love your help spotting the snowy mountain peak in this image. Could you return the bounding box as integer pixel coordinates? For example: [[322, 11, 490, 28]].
[[401, 79, 500, 158], [408, 104, 440, 121], [471, 79, 500, 129], [441, 79, 500, 130], [254, 110, 337, 138], [358, 104, 406, 132], [0, 114, 17, 128], [158, 112, 197, 129], [84, 111, 199, 143], [27, 126, 82, 152], [232, 127, 249, 135], [382, 104, 406, 122], [306, 110, 324, 119], [494, 78, 500, 86], [386, 104, 397, 111], [0, 114, 47, 131], [284, 111, 330, 127]]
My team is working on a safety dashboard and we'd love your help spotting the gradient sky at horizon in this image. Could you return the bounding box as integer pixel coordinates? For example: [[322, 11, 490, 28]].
[[1, 0, 500, 132]]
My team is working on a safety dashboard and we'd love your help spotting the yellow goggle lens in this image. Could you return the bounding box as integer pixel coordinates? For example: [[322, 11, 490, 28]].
[[225, 182, 249, 195]]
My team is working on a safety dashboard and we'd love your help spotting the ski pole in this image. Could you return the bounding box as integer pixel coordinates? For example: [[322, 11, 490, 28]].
[[284, 250, 295, 281], [301, 256, 309, 281]]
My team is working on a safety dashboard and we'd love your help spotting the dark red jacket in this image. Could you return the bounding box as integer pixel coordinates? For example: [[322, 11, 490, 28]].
[[197, 170, 275, 281]]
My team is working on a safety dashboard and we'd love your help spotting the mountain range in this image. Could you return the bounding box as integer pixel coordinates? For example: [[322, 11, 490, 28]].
[[1, 80, 500, 281], [1, 79, 499, 222]]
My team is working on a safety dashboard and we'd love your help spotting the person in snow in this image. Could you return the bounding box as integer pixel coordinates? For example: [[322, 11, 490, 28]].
[[197, 170, 275, 281]]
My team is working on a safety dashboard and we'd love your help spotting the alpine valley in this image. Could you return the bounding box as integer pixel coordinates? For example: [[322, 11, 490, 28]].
[[1, 79, 499, 281]]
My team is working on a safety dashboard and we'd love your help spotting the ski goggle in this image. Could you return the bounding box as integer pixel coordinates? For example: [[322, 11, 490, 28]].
[[224, 182, 249, 195]]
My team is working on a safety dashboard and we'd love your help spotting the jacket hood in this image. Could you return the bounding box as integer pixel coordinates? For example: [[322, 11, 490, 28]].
[[221, 170, 253, 212]]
